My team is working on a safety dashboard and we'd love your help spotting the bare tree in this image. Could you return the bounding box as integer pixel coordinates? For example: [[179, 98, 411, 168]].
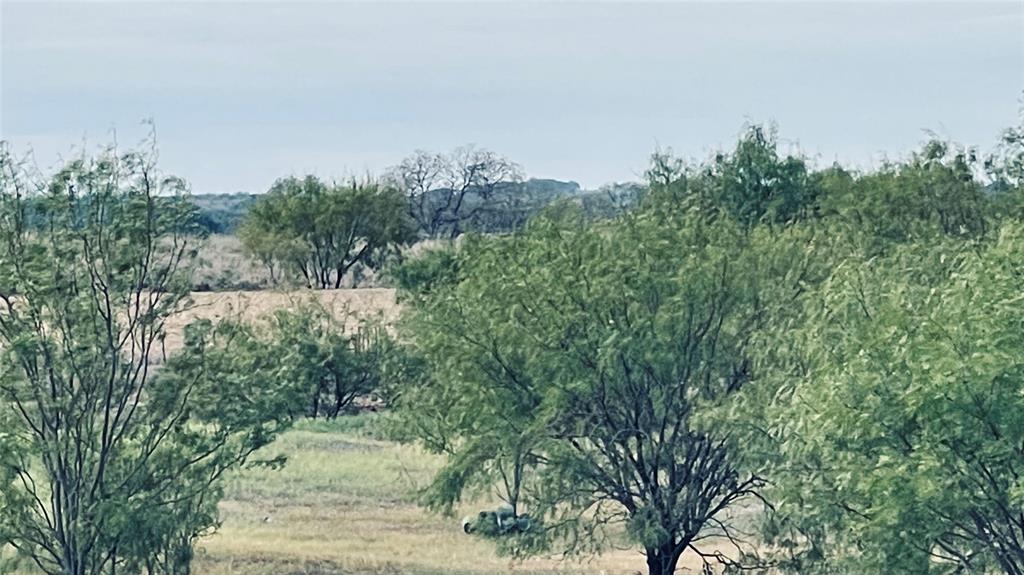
[[386, 145, 523, 239]]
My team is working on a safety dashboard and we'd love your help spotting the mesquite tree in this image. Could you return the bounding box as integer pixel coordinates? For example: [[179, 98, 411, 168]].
[[239, 176, 416, 289], [0, 141, 294, 575], [393, 193, 808, 574], [178, 303, 387, 421], [744, 226, 1024, 573]]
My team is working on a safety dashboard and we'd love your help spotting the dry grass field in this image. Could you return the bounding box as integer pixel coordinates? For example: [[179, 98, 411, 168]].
[[159, 288, 400, 359], [194, 234, 276, 290]]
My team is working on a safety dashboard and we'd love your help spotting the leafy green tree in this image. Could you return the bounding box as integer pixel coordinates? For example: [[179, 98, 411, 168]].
[[176, 302, 388, 421], [817, 139, 990, 249], [640, 126, 819, 232], [392, 191, 811, 574], [239, 176, 416, 289], [702, 125, 818, 226], [986, 113, 1024, 191], [0, 141, 294, 575], [266, 304, 387, 419], [0, 409, 27, 570], [385, 244, 461, 300], [744, 224, 1024, 573]]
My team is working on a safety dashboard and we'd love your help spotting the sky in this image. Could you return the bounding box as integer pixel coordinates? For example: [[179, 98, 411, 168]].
[[1, 1, 1022, 193]]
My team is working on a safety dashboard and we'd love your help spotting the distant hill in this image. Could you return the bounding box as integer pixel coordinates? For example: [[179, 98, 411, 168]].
[[519, 178, 583, 199]]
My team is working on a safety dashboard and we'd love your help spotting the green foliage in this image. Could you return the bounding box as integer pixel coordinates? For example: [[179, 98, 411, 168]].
[[392, 192, 814, 573], [641, 125, 820, 233], [635, 122, 1024, 573], [270, 305, 389, 419], [573, 182, 647, 220], [184, 178, 588, 241], [386, 122, 1024, 574], [239, 175, 416, 288], [986, 115, 1024, 221], [168, 302, 388, 422], [647, 125, 1002, 250], [743, 224, 1024, 573], [818, 139, 990, 249], [0, 140, 292, 575], [385, 244, 461, 300], [0, 410, 28, 562], [5, 118, 1019, 575], [704, 124, 818, 226], [986, 114, 1024, 191], [162, 318, 308, 425]]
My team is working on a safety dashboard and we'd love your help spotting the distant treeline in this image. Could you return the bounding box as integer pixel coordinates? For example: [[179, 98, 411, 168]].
[[193, 179, 645, 235]]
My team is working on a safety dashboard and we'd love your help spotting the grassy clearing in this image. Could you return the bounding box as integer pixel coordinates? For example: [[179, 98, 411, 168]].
[[193, 414, 646, 575], [3, 415, 741, 575]]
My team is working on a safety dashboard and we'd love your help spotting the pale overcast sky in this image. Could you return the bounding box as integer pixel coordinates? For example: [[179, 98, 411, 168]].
[[1, 1, 1022, 193]]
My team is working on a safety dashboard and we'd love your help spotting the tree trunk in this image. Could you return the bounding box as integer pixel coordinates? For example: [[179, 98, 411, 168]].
[[310, 389, 321, 419], [330, 376, 344, 418], [645, 541, 681, 575]]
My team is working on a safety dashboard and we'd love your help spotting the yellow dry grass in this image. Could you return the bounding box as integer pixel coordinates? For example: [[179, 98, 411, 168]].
[[160, 288, 400, 357], [194, 234, 275, 290], [193, 234, 391, 290]]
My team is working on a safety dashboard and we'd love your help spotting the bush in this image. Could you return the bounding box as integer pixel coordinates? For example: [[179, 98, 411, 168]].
[[169, 302, 391, 422]]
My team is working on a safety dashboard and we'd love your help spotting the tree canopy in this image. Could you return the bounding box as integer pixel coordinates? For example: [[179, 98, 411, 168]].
[[388, 118, 1024, 574], [239, 176, 416, 288], [734, 224, 1024, 573], [391, 184, 820, 573]]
